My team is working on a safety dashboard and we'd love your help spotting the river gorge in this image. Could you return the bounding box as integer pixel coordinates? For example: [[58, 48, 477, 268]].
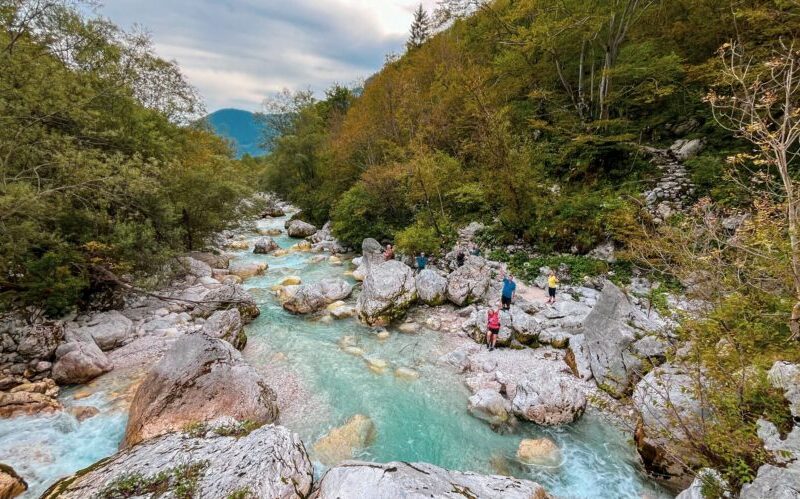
[[0, 206, 676, 498]]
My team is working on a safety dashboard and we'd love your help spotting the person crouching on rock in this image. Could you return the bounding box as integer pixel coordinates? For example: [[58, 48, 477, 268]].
[[383, 244, 395, 261], [487, 305, 501, 351], [501, 271, 516, 311], [547, 270, 559, 305]]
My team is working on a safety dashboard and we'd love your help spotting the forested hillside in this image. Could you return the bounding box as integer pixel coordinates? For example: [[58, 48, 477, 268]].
[[260, 0, 800, 490], [262, 0, 797, 251], [0, 2, 262, 316]]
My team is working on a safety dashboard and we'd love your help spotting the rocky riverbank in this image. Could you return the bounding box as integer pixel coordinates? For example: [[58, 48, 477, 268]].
[[3, 195, 789, 498]]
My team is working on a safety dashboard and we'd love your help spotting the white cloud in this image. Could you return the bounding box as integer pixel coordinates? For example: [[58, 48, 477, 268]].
[[95, 0, 440, 111]]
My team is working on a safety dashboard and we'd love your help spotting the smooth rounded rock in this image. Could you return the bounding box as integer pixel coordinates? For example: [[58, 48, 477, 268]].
[[313, 414, 376, 466], [517, 438, 562, 467]]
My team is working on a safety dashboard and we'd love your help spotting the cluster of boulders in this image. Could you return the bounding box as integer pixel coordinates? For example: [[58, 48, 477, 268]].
[[354, 238, 510, 325], [0, 319, 64, 417], [459, 347, 587, 430], [278, 279, 353, 314], [42, 323, 552, 498], [309, 221, 347, 253], [0, 251, 260, 424], [642, 139, 702, 224]]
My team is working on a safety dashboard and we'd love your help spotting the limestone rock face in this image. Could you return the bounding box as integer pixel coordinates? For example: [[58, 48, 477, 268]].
[[582, 281, 640, 397], [287, 220, 318, 238], [670, 138, 705, 161], [511, 368, 587, 426], [200, 309, 247, 350], [446, 256, 492, 306], [564, 333, 592, 380], [356, 260, 417, 325], [15, 322, 64, 360], [122, 333, 278, 448], [739, 361, 800, 498], [768, 361, 800, 418], [468, 389, 513, 427], [176, 256, 213, 278], [0, 463, 27, 499], [254, 236, 280, 254], [0, 386, 61, 417], [415, 269, 448, 305], [67, 311, 134, 351], [313, 414, 376, 466], [227, 261, 267, 280], [739, 461, 800, 499], [517, 438, 562, 467], [315, 461, 550, 499], [43, 423, 313, 499], [201, 284, 260, 321], [632, 364, 705, 490], [281, 279, 354, 314], [360, 238, 385, 271], [187, 251, 230, 270], [310, 222, 347, 253], [51, 341, 112, 385]]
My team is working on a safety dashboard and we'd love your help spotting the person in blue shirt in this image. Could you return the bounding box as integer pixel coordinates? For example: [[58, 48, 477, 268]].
[[416, 252, 428, 271], [501, 271, 516, 310]]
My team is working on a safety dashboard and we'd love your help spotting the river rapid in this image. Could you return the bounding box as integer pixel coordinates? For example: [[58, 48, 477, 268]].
[[0, 212, 670, 498]]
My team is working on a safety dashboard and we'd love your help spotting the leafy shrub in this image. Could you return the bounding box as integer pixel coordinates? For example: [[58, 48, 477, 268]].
[[395, 220, 441, 256]]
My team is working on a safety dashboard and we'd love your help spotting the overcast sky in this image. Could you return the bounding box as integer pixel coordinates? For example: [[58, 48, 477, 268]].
[[93, 0, 438, 112]]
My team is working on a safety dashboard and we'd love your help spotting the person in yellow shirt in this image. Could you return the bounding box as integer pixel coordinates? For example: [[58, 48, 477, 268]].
[[547, 270, 559, 304]]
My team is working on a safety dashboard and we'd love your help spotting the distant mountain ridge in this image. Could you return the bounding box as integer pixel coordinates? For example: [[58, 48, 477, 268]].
[[206, 108, 273, 158]]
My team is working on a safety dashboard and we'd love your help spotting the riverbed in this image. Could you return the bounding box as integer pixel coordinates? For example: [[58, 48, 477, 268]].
[[0, 212, 670, 498]]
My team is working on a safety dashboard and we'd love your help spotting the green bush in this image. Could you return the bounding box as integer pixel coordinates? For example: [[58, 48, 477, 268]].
[[395, 221, 441, 256]]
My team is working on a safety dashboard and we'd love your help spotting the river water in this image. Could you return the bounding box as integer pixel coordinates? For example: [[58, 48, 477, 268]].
[[0, 213, 670, 498]]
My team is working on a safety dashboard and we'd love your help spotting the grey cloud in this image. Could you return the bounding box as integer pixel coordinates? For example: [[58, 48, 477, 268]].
[[96, 0, 408, 111]]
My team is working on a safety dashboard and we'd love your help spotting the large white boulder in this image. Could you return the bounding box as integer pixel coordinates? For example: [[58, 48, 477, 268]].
[[415, 269, 448, 305], [253, 236, 279, 254], [356, 260, 417, 325], [315, 461, 549, 499], [582, 281, 641, 397], [68, 311, 134, 351], [51, 342, 112, 385], [201, 309, 247, 350], [468, 389, 514, 427], [280, 279, 354, 314], [122, 333, 278, 448], [511, 367, 587, 426], [446, 256, 492, 306], [42, 423, 313, 499], [287, 220, 318, 238]]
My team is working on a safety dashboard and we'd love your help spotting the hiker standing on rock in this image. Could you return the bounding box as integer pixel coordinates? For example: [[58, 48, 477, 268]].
[[500, 271, 516, 310], [487, 305, 501, 351], [416, 252, 428, 271], [383, 244, 395, 261], [456, 250, 465, 268], [547, 270, 559, 305]]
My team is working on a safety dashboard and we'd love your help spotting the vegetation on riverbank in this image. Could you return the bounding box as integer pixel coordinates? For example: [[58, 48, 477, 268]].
[[0, 2, 263, 316]]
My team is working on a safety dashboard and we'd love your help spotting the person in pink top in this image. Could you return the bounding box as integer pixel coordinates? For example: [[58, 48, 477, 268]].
[[486, 304, 501, 351]]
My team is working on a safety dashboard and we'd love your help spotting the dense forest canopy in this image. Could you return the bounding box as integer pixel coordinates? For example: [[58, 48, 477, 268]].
[[0, 0, 262, 316], [261, 0, 800, 252]]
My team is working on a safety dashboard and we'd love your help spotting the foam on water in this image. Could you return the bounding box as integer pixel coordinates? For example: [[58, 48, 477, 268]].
[[0, 214, 670, 498], [0, 389, 126, 498]]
